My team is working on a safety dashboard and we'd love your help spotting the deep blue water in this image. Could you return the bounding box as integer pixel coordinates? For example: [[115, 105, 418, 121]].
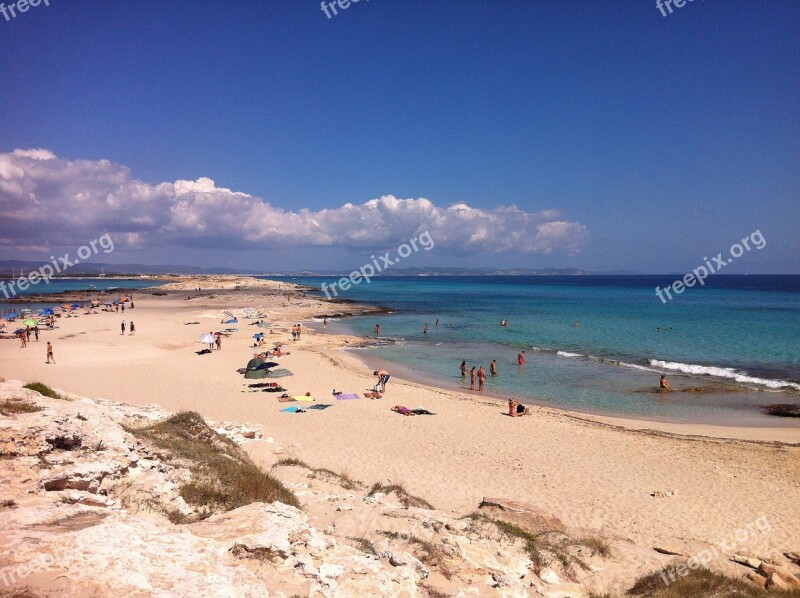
[[1, 278, 163, 312], [274, 275, 800, 425]]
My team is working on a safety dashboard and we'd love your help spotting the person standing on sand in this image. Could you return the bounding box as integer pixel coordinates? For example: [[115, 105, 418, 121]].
[[121, 304, 125, 313], [46, 341, 54, 364], [470, 366, 476, 390], [215, 332, 222, 351], [490, 360, 498, 376], [121, 320, 126, 335], [460, 360, 467, 378], [19, 331, 27, 348], [478, 366, 486, 391], [374, 369, 390, 393], [129, 322, 135, 336], [518, 351, 525, 365], [34, 326, 39, 342]]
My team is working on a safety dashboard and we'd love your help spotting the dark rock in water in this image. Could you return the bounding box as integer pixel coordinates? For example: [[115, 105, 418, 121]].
[[761, 404, 800, 418]]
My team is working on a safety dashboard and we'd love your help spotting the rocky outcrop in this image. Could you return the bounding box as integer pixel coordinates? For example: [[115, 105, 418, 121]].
[[2, 378, 799, 597]]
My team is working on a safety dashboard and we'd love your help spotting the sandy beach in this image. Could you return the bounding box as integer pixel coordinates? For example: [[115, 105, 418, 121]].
[[1, 276, 798, 568]]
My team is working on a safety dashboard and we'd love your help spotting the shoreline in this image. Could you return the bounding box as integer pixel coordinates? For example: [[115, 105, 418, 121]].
[[1, 275, 798, 562], [307, 318, 800, 435]]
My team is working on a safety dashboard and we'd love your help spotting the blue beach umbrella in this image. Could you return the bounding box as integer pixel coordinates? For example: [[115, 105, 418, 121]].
[[252, 333, 264, 339], [41, 308, 54, 315], [71, 303, 81, 309], [3, 312, 18, 320]]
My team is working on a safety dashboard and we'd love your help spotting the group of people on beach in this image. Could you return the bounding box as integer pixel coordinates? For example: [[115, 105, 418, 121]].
[[460, 359, 499, 391]]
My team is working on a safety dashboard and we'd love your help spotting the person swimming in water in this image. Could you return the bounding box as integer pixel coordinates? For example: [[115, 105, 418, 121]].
[[518, 351, 525, 365], [490, 359, 498, 376], [659, 374, 670, 390]]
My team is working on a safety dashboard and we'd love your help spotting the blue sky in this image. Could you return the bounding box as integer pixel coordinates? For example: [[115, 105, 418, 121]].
[[1, 0, 798, 273]]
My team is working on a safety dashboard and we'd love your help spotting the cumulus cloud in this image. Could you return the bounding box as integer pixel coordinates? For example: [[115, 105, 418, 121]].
[[0, 149, 588, 256]]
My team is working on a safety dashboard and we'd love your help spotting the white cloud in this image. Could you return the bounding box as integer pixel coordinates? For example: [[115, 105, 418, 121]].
[[0, 149, 588, 256]]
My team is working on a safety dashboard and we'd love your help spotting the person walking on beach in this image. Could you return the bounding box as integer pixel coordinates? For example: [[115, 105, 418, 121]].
[[518, 351, 525, 365], [435, 319, 439, 327], [18, 330, 27, 348], [34, 326, 39, 342], [121, 320, 126, 335], [121, 304, 125, 313], [46, 341, 54, 364], [129, 321, 135, 336], [470, 366, 476, 390], [490, 360, 498, 376], [215, 332, 222, 351], [460, 360, 467, 378], [291, 326, 297, 341], [374, 369, 390, 393], [478, 366, 486, 391], [26, 327, 31, 342], [296, 324, 301, 340]]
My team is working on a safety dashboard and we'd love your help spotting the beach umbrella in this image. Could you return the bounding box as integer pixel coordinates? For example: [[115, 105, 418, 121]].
[[252, 333, 264, 339], [200, 334, 216, 344], [71, 303, 81, 309], [255, 362, 280, 370], [3, 312, 18, 320], [23, 319, 37, 327], [14, 328, 25, 334], [41, 308, 54, 315]]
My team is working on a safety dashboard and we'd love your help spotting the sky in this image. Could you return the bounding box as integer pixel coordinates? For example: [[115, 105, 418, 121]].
[[1, 0, 798, 273]]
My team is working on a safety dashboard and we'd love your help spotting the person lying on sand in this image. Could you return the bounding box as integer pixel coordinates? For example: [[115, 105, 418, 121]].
[[392, 405, 415, 416], [509, 399, 531, 417]]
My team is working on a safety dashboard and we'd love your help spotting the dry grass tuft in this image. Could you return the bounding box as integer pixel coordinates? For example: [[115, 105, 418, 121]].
[[368, 482, 434, 509], [127, 411, 298, 520]]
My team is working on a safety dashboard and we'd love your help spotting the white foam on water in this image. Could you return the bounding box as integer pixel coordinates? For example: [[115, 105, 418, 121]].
[[649, 359, 800, 391]]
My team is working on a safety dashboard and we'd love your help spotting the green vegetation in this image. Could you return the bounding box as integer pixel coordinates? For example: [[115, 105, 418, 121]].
[[368, 482, 434, 510], [127, 411, 298, 521], [23, 382, 69, 400]]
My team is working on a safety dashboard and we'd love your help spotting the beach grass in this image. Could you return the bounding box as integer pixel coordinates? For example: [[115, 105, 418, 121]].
[[0, 399, 44, 416], [368, 482, 434, 510], [626, 567, 800, 597], [23, 382, 69, 400], [273, 457, 363, 490], [381, 531, 453, 579], [127, 411, 298, 519], [348, 536, 378, 556], [463, 512, 612, 573]]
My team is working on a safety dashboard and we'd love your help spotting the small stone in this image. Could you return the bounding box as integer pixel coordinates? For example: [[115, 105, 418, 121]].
[[539, 568, 561, 585]]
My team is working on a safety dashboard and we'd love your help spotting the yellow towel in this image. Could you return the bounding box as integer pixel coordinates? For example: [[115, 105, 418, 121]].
[[294, 395, 314, 402]]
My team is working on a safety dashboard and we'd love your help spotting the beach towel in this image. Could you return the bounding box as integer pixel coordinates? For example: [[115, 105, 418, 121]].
[[336, 393, 360, 400], [293, 395, 315, 402], [266, 369, 293, 378], [308, 404, 332, 410], [280, 406, 305, 413], [411, 409, 435, 415]]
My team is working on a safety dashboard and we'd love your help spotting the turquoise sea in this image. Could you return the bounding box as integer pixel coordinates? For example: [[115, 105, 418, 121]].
[[281, 275, 800, 426], [0, 278, 163, 312]]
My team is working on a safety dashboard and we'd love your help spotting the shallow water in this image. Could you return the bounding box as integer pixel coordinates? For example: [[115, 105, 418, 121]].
[[289, 275, 800, 426]]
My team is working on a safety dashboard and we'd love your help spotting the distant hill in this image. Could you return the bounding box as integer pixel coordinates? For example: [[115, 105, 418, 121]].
[[0, 261, 261, 277], [0, 261, 589, 278]]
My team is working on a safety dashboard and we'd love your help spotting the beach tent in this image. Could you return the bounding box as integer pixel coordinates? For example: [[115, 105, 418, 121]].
[[245, 357, 269, 379]]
